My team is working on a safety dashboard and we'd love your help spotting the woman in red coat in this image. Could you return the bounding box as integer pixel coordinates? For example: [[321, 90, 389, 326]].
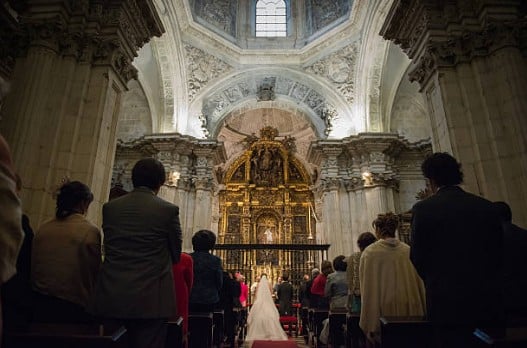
[[172, 253, 194, 340]]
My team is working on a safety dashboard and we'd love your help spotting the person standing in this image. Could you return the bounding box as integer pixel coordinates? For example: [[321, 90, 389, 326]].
[[32, 181, 101, 322], [0, 134, 23, 346], [359, 213, 426, 344], [276, 273, 293, 316], [245, 274, 288, 343], [237, 274, 249, 308], [93, 158, 182, 348], [172, 252, 193, 341], [493, 201, 527, 319], [189, 230, 223, 313], [411, 153, 504, 347], [346, 232, 376, 313]]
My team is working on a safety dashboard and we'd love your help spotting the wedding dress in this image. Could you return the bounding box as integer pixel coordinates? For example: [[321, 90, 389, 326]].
[[244, 275, 288, 345]]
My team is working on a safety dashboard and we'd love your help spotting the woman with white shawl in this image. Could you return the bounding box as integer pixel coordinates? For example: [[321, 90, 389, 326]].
[[244, 274, 288, 345]]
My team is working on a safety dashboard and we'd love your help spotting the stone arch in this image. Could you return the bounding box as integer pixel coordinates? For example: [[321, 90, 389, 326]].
[[189, 67, 358, 138]]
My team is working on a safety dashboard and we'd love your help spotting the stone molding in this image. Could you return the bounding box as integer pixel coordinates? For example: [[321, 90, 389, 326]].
[[11, 0, 164, 86], [381, 0, 526, 87], [115, 133, 226, 192], [308, 133, 431, 191], [409, 20, 527, 85], [185, 44, 234, 102], [305, 43, 358, 104], [202, 73, 337, 136]]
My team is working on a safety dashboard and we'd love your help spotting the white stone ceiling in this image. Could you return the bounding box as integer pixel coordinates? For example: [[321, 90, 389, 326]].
[[132, 0, 416, 155]]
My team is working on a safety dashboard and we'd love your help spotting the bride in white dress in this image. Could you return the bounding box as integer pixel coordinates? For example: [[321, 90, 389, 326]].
[[244, 274, 288, 345]]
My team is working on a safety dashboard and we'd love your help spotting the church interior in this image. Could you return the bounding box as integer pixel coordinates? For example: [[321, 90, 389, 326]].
[[1, 0, 527, 347]]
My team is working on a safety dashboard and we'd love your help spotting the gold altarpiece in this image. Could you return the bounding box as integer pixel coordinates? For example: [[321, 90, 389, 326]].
[[216, 127, 324, 286]]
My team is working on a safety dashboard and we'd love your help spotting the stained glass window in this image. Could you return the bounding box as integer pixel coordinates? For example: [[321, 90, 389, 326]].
[[256, 0, 287, 37]]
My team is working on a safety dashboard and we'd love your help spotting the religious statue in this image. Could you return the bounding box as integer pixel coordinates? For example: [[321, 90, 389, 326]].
[[263, 227, 273, 244]]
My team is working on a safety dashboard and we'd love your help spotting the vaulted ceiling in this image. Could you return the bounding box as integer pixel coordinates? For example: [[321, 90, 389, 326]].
[[124, 0, 428, 161]]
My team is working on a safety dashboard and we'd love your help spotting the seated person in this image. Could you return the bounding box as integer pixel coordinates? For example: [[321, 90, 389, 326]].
[[31, 181, 101, 322]]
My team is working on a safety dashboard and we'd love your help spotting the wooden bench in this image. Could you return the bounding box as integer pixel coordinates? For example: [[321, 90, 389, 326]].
[[188, 312, 213, 347], [328, 309, 347, 347], [345, 312, 365, 348], [166, 319, 184, 348], [213, 309, 224, 347], [308, 308, 329, 347], [379, 316, 432, 348], [474, 327, 527, 347], [4, 322, 127, 348]]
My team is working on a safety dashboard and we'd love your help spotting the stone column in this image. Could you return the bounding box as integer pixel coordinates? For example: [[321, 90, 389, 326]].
[[0, 1, 164, 226], [317, 146, 343, 258], [381, 0, 527, 225]]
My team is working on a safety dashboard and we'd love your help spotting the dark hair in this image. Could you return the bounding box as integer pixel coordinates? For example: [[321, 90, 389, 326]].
[[55, 181, 93, 219], [192, 229, 217, 251], [132, 158, 166, 190], [282, 273, 289, 281], [320, 260, 333, 276], [421, 152, 463, 187], [493, 201, 512, 222], [373, 213, 399, 238], [357, 232, 377, 251], [333, 255, 347, 272]]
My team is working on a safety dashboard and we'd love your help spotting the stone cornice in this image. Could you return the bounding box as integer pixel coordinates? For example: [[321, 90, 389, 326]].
[[13, 0, 165, 86], [381, 0, 526, 87], [408, 19, 527, 86], [117, 132, 227, 165]]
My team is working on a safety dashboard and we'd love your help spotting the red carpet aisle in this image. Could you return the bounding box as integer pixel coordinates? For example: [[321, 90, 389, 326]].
[[251, 339, 299, 347]]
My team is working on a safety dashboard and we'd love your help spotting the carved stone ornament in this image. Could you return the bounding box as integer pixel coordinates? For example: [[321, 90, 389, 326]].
[[309, 0, 350, 33], [305, 43, 358, 103], [321, 106, 338, 136], [195, 0, 236, 37], [185, 44, 233, 102], [13, 0, 164, 86], [257, 77, 276, 101]]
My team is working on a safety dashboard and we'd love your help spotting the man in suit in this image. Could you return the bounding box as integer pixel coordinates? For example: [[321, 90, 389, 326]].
[[277, 273, 293, 316], [93, 158, 182, 348], [411, 153, 503, 348], [493, 201, 527, 318]]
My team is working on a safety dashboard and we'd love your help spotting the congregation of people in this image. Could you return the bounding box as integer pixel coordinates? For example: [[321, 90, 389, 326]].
[[1, 133, 527, 348]]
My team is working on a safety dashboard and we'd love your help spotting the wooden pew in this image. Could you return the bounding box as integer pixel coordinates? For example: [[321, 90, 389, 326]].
[[474, 327, 527, 347], [328, 309, 347, 347], [4, 322, 127, 348], [213, 309, 224, 347], [308, 308, 329, 347], [345, 312, 365, 348], [379, 316, 432, 348], [166, 319, 184, 348], [188, 312, 213, 348]]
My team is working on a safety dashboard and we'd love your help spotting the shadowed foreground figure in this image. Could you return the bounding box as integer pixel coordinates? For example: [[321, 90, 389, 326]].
[[411, 153, 504, 348], [93, 158, 182, 348]]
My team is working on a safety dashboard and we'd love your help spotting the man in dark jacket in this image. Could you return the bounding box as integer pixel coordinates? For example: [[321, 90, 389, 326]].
[[494, 201, 527, 319], [277, 273, 293, 316], [93, 158, 182, 348], [217, 271, 240, 347], [411, 153, 503, 347]]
